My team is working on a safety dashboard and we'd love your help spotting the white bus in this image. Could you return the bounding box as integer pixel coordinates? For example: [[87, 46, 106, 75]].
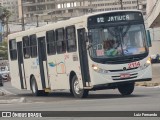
[[8, 10, 152, 98]]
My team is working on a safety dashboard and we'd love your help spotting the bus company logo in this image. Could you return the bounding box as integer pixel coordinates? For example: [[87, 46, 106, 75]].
[[123, 67, 127, 71], [2, 112, 11, 117]]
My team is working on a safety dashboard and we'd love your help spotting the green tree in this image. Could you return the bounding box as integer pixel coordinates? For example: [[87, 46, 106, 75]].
[[0, 40, 8, 60], [0, 6, 11, 37]]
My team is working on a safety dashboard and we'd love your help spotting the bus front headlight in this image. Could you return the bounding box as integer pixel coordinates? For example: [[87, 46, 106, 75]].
[[140, 58, 151, 70], [92, 64, 108, 74], [146, 57, 151, 64]]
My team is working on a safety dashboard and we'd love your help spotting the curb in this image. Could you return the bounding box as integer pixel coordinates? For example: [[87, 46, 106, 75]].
[[0, 89, 26, 104], [0, 97, 26, 104], [0, 91, 5, 96], [135, 82, 160, 87]]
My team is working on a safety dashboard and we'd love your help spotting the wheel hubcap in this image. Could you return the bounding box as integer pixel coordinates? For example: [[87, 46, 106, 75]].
[[74, 79, 81, 95]]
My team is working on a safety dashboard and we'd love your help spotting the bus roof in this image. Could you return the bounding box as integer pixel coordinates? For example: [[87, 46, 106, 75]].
[[8, 10, 142, 39]]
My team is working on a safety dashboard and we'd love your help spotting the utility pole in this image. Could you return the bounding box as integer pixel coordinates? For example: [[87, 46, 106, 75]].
[[118, 0, 123, 10], [21, 0, 25, 31], [137, 0, 139, 10], [119, 0, 123, 10], [36, 15, 39, 27]]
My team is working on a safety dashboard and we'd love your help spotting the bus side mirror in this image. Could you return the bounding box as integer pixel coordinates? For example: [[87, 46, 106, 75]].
[[146, 30, 152, 47]]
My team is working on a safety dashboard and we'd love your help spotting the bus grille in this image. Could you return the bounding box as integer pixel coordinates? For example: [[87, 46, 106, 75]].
[[112, 73, 138, 80], [109, 67, 138, 72]]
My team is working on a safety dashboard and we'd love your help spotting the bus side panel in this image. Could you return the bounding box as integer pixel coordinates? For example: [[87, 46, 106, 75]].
[[25, 58, 42, 90], [48, 54, 69, 90], [10, 60, 22, 89], [8, 39, 22, 90], [62, 52, 82, 89]]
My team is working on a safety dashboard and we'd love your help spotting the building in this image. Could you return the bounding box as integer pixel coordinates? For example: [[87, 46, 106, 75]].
[[18, 0, 148, 25], [13, 0, 148, 32], [91, 0, 147, 15], [1, 0, 19, 22], [146, 0, 160, 55], [18, 0, 92, 24], [147, 0, 160, 28]]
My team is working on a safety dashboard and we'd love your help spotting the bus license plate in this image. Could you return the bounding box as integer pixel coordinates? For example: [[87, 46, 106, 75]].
[[120, 74, 130, 78]]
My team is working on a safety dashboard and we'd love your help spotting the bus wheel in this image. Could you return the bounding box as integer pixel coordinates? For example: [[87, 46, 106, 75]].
[[118, 83, 135, 96], [71, 75, 89, 98], [31, 77, 48, 96]]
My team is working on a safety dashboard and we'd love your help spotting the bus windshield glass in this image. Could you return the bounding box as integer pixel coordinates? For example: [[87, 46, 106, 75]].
[[88, 24, 147, 58], [87, 12, 147, 59]]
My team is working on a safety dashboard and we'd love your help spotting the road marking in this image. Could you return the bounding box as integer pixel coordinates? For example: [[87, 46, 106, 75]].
[[0, 88, 17, 95]]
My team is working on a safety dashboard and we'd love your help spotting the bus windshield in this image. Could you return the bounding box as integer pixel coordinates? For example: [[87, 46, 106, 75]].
[[88, 24, 147, 59]]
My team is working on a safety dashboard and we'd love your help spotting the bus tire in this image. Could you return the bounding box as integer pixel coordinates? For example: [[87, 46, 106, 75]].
[[31, 77, 48, 96], [118, 82, 135, 96], [71, 75, 89, 98]]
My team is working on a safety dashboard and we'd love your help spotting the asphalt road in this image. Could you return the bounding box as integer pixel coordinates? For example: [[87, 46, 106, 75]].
[[152, 64, 160, 82], [0, 64, 160, 120], [0, 83, 160, 120], [1, 82, 160, 111]]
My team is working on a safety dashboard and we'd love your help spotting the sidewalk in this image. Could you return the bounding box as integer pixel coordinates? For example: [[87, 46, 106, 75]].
[[0, 84, 27, 103], [0, 88, 26, 104], [0, 90, 5, 96], [136, 64, 160, 87]]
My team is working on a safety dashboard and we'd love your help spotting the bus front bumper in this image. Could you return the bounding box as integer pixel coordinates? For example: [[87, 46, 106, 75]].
[[84, 78, 152, 90]]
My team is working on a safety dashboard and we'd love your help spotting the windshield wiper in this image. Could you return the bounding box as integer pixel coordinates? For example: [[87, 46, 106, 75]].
[[122, 25, 131, 37]]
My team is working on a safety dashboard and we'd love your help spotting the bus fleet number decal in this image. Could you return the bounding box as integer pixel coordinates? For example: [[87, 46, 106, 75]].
[[128, 62, 140, 69]]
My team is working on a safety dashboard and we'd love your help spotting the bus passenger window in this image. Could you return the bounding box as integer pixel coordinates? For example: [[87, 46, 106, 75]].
[[30, 34, 37, 58], [23, 36, 30, 59], [46, 30, 56, 55], [56, 28, 66, 54], [66, 26, 77, 52]]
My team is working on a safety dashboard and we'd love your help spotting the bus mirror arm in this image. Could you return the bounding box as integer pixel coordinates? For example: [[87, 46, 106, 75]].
[[84, 32, 89, 42], [85, 32, 93, 43], [87, 44, 92, 50]]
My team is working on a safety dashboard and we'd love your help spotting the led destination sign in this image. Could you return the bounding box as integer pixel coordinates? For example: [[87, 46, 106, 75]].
[[88, 12, 143, 26], [107, 15, 130, 22]]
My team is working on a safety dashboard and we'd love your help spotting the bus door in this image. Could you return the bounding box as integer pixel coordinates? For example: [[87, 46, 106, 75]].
[[17, 41, 27, 89], [77, 28, 90, 87], [37, 37, 50, 89]]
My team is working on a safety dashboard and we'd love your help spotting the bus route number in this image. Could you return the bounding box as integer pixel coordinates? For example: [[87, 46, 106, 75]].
[[97, 17, 104, 23], [128, 62, 140, 69]]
